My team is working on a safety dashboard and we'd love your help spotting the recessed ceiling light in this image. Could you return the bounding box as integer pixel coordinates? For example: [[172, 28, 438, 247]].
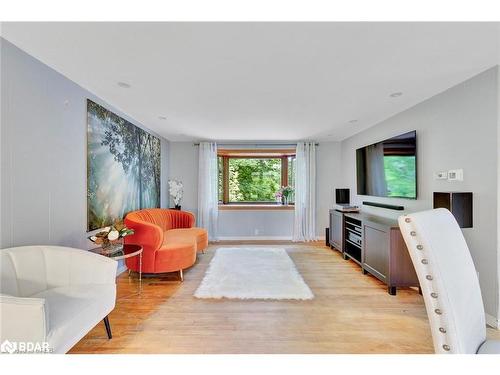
[[390, 92, 403, 98], [158, 116, 167, 120], [349, 119, 358, 124], [117, 81, 131, 88]]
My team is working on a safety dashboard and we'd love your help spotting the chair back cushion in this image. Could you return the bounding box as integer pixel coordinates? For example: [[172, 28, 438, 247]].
[[125, 208, 194, 231], [0, 246, 110, 297], [1, 246, 48, 297], [398, 208, 486, 354]]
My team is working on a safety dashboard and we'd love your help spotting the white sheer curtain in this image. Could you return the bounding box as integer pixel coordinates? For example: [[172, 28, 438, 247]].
[[365, 143, 387, 196], [293, 142, 316, 242], [197, 142, 218, 241]]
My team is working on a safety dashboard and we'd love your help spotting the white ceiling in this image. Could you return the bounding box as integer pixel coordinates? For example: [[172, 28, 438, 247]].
[[2, 22, 499, 142]]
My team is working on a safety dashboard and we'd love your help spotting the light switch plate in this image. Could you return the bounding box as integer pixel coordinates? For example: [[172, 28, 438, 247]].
[[447, 169, 464, 181], [434, 171, 448, 180]]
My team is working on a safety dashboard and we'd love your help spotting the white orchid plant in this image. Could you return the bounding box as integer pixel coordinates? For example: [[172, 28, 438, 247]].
[[168, 179, 184, 207], [88, 220, 134, 248]]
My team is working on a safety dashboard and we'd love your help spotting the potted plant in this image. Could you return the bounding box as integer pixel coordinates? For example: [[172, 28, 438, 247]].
[[168, 179, 184, 210], [88, 220, 134, 255], [277, 186, 294, 205]]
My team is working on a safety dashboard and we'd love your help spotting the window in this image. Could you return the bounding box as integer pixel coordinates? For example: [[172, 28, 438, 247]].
[[218, 150, 295, 205]]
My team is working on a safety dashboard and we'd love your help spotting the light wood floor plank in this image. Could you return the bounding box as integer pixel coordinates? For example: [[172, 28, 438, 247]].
[[69, 242, 499, 354]]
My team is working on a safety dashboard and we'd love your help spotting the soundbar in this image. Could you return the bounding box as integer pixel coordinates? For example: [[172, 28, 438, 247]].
[[362, 201, 405, 211]]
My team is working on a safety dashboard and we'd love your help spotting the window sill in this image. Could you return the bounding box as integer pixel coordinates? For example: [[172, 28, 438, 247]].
[[219, 204, 294, 211]]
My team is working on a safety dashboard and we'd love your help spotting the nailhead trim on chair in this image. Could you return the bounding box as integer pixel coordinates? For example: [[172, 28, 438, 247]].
[[402, 215, 450, 354]]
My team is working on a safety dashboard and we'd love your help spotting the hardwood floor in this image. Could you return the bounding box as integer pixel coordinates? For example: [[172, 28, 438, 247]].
[[70, 242, 499, 354]]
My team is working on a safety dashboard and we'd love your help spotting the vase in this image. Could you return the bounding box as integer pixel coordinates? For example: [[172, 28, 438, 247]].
[[101, 240, 124, 255], [174, 205, 181, 210], [282, 196, 288, 206]]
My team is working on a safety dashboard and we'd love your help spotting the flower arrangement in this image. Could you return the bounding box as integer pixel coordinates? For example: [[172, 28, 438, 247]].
[[275, 190, 283, 202], [168, 179, 184, 208], [88, 220, 134, 250], [277, 186, 294, 205]]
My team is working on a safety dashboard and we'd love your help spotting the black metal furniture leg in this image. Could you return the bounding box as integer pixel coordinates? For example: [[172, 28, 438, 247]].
[[388, 286, 397, 296], [103, 316, 112, 339]]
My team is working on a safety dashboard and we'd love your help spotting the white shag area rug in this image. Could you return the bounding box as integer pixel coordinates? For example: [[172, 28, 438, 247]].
[[194, 247, 314, 300]]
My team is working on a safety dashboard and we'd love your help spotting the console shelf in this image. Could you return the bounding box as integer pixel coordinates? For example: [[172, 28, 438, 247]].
[[329, 210, 419, 295]]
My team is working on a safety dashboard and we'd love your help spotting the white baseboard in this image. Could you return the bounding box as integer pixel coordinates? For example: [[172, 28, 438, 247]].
[[216, 236, 325, 241], [217, 236, 293, 241], [486, 313, 499, 329]]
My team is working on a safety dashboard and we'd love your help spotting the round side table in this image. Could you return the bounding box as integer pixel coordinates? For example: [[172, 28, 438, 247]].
[[90, 244, 143, 293]]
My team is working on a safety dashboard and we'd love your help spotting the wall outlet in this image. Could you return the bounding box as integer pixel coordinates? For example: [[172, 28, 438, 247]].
[[447, 169, 464, 181], [434, 171, 448, 180]]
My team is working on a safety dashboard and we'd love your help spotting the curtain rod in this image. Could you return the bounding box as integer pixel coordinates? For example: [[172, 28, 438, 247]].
[[193, 142, 319, 147]]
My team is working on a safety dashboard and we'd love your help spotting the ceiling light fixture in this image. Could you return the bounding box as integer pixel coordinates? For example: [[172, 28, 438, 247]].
[[117, 81, 131, 88], [390, 92, 403, 98], [158, 116, 167, 120]]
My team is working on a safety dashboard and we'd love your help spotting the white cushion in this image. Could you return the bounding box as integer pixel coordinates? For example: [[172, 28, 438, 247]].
[[31, 285, 116, 354]]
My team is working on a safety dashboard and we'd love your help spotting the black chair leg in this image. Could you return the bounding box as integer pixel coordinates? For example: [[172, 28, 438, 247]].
[[103, 316, 112, 339]]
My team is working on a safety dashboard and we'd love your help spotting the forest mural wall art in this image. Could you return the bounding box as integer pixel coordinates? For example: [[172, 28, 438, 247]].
[[87, 99, 161, 231]]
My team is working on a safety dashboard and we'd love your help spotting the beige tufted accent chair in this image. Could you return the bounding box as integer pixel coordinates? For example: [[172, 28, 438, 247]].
[[398, 208, 499, 354]]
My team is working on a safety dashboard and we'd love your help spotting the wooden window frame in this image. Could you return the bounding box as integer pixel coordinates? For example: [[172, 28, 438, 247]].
[[218, 150, 295, 206]]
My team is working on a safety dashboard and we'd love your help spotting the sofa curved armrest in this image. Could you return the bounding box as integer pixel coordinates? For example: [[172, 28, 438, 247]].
[[0, 294, 48, 344], [124, 216, 164, 253]]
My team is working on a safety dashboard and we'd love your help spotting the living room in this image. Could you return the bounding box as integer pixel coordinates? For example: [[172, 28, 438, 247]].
[[1, 1, 500, 371]]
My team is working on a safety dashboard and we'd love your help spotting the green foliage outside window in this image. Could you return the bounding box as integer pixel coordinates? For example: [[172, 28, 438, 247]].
[[228, 158, 281, 202], [383, 156, 416, 198]]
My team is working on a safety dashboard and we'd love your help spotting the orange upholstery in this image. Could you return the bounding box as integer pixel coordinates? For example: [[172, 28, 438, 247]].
[[124, 208, 208, 274], [164, 228, 208, 254]]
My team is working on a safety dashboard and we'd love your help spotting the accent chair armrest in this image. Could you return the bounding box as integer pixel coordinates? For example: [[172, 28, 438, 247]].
[[67, 249, 118, 285], [0, 294, 48, 344]]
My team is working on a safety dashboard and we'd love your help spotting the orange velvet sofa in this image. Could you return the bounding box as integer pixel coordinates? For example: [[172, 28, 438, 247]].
[[124, 208, 208, 277]]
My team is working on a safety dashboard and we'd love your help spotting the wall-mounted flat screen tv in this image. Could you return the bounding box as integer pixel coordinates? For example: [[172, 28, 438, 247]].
[[356, 130, 417, 199]]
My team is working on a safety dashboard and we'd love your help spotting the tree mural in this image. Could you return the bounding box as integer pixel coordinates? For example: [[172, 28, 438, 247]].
[[87, 100, 161, 231]]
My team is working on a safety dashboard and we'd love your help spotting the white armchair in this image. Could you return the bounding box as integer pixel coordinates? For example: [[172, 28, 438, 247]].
[[0, 246, 117, 353], [398, 208, 500, 354]]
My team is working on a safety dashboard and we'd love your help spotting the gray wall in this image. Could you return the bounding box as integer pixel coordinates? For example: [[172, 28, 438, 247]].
[[168, 142, 199, 213], [169, 141, 341, 239], [497, 65, 500, 322], [316, 141, 342, 237], [0, 39, 170, 250], [340, 66, 499, 321]]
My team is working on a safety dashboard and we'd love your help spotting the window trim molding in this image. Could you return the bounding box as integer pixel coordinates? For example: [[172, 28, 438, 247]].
[[218, 150, 296, 205], [219, 203, 294, 211]]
